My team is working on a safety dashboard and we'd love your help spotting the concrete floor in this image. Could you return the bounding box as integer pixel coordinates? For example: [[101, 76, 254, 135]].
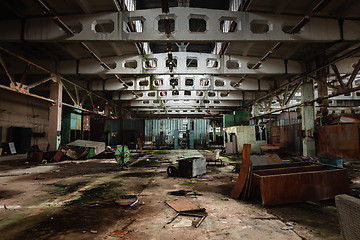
[[0, 150, 342, 240]]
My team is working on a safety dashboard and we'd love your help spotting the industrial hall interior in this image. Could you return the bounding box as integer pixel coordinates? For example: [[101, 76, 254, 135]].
[[1, 0, 360, 239]]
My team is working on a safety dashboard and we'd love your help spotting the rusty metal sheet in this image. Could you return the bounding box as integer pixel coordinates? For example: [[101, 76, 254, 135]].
[[260, 146, 280, 151], [251, 154, 282, 166], [271, 124, 302, 154], [251, 163, 349, 205], [230, 144, 251, 199], [165, 198, 201, 212], [316, 124, 360, 160]]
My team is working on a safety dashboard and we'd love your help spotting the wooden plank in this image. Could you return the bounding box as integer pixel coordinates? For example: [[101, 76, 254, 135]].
[[165, 198, 201, 212], [230, 144, 251, 199]]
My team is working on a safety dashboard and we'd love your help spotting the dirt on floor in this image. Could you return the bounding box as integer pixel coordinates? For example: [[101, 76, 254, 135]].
[[0, 150, 344, 240]]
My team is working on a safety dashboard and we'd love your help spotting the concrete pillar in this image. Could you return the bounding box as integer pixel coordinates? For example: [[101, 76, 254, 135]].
[[104, 102, 111, 119], [301, 77, 316, 157], [211, 120, 216, 143], [48, 76, 62, 151]]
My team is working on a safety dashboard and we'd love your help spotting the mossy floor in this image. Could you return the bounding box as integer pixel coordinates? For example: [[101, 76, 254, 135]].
[[0, 151, 342, 240]]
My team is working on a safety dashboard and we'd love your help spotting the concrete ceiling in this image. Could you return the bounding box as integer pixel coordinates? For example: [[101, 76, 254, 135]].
[[0, 0, 359, 118]]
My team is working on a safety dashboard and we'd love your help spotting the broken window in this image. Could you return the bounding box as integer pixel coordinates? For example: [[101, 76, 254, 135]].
[[189, 18, 206, 32], [185, 78, 194, 86], [186, 58, 198, 68], [255, 125, 266, 141], [200, 78, 210, 86]]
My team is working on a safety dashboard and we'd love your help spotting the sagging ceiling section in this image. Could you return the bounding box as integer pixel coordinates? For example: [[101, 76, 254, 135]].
[[0, 0, 360, 118]]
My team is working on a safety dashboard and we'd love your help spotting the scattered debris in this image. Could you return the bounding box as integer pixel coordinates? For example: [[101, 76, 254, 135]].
[[9, 142, 16, 154], [168, 212, 207, 228], [52, 149, 65, 162], [172, 218, 193, 228], [165, 198, 204, 212], [110, 230, 129, 237], [281, 226, 294, 230], [165, 198, 207, 228], [168, 190, 190, 196], [167, 165, 178, 177], [58, 140, 106, 160], [115, 195, 138, 206]]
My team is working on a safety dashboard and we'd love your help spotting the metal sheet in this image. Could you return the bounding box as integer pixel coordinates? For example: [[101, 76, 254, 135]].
[[165, 198, 202, 212], [145, 119, 209, 147], [251, 163, 349, 205], [316, 124, 360, 160], [230, 144, 251, 199], [270, 124, 302, 154], [251, 154, 282, 166]]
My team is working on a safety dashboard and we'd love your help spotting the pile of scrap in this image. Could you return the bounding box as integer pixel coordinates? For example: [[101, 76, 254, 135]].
[[165, 198, 207, 228], [230, 144, 350, 205], [27, 142, 49, 162], [54, 140, 106, 161]]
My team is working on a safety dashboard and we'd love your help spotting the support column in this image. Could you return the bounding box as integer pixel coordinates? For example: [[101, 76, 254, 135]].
[[211, 120, 216, 143], [301, 76, 316, 157], [48, 76, 62, 151], [104, 102, 111, 119]]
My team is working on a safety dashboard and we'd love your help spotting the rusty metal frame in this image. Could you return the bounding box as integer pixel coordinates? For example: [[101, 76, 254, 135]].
[[346, 58, 360, 88], [0, 83, 54, 103], [0, 44, 130, 117], [308, 76, 338, 90], [284, 78, 303, 106], [252, 84, 360, 119], [0, 52, 16, 86], [25, 76, 54, 90], [251, 46, 360, 108], [331, 64, 346, 89]]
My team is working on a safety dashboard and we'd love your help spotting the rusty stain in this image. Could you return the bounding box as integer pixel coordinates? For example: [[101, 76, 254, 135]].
[[25, 208, 46, 218], [316, 124, 360, 160], [271, 124, 302, 154]]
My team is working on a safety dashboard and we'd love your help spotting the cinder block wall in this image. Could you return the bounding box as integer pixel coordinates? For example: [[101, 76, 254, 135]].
[[0, 89, 50, 147]]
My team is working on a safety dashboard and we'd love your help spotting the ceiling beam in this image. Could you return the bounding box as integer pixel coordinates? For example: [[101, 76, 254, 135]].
[[75, 0, 93, 13], [2, 8, 353, 42]]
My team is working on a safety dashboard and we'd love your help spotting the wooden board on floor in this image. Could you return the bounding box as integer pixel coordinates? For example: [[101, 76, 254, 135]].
[[165, 198, 201, 212], [230, 144, 251, 200]]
